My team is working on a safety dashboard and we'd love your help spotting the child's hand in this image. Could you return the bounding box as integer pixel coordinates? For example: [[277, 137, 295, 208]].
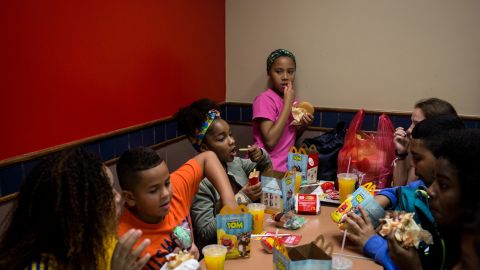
[[189, 242, 200, 260], [283, 81, 295, 105], [393, 127, 410, 156], [299, 113, 314, 128], [241, 182, 262, 202], [111, 229, 151, 270], [247, 145, 263, 164], [388, 228, 423, 269], [344, 206, 376, 247]]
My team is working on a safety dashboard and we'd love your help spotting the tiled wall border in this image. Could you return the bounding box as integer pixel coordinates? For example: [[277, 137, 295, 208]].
[[1, 102, 479, 202]]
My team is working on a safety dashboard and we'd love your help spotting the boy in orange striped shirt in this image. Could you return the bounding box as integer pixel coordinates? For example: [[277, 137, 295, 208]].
[[116, 147, 236, 269]]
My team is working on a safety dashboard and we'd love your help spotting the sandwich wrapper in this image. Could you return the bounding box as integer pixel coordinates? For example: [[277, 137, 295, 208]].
[[291, 101, 314, 125], [273, 234, 333, 269]]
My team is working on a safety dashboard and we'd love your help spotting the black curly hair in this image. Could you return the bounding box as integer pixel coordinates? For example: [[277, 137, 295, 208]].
[[0, 148, 116, 270], [116, 147, 164, 191], [174, 98, 221, 151], [411, 114, 465, 154], [434, 128, 480, 233]]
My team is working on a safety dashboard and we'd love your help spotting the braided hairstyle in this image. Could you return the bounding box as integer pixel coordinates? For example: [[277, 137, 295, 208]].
[[0, 148, 116, 270], [174, 98, 221, 152]]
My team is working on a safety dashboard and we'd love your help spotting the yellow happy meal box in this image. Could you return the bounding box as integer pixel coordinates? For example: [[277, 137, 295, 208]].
[[273, 234, 333, 269], [216, 205, 253, 259]]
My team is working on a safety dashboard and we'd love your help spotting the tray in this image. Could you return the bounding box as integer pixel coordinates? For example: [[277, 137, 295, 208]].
[[299, 181, 341, 205]]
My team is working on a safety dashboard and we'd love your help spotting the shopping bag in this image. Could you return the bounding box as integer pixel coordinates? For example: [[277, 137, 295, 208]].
[[287, 145, 319, 185], [337, 110, 395, 188], [216, 205, 252, 259], [303, 121, 346, 181], [273, 234, 333, 270]]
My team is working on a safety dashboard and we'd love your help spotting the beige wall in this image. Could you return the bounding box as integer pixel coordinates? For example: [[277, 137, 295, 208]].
[[226, 0, 480, 116]]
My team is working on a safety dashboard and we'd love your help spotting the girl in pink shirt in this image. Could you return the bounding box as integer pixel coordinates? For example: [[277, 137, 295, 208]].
[[252, 49, 313, 171]]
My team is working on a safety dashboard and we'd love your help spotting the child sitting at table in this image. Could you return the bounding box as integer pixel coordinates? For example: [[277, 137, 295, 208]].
[[175, 98, 273, 252], [344, 115, 464, 270], [387, 128, 480, 269], [0, 148, 151, 270], [392, 98, 457, 186], [252, 49, 313, 172], [116, 147, 237, 269]]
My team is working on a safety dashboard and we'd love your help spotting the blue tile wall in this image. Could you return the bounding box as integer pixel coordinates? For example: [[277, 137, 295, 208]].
[[129, 131, 143, 149], [142, 127, 155, 146], [391, 115, 411, 129], [339, 112, 356, 127], [322, 112, 339, 128], [154, 123, 166, 144], [23, 159, 40, 179], [0, 165, 23, 197], [114, 134, 129, 157], [312, 111, 322, 127], [464, 120, 477, 129], [99, 137, 116, 160], [225, 104, 241, 122], [1, 102, 479, 199], [241, 105, 253, 122], [362, 113, 377, 131], [84, 142, 101, 157], [165, 121, 177, 140]]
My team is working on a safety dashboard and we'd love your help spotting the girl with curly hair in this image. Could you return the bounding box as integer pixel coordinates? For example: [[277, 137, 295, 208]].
[[0, 147, 150, 270]]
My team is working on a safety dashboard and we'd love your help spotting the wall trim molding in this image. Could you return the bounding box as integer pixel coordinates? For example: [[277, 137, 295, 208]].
[[0, 116, 174, 168], [2, 102, 479, 167]]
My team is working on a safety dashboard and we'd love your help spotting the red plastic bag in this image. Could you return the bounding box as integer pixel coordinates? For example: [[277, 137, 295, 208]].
[[337, 110, 395, 188]]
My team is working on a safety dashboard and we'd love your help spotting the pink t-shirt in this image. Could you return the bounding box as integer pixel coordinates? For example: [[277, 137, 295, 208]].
[[252, 88, 296, 172]]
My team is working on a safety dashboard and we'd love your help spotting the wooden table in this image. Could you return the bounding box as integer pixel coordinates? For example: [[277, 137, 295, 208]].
[[201, 205, 382, 269]]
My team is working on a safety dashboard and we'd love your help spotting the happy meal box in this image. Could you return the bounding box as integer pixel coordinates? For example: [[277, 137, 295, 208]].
[[261, 171, 299, 214], [216, 205, 253, 259], [287, 145, 319, 185], [331, 182, 385, 228], [273, 234, 333, 270]]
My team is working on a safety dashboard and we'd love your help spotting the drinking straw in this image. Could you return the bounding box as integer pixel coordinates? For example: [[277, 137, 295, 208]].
[[251, 233, 291, 238], [238, 148, 249, 152], [332, 253, 373, 261], [346, 156, 352, 174], [340, 229, 348, 256]]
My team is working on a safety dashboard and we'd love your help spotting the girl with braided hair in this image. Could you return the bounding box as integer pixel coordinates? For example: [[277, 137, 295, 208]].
[[252, 49, 313, 172], [0, 148, 150, 270], [175, 98, 272, 252]]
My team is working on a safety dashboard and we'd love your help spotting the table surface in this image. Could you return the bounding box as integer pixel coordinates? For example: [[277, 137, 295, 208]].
[[200, 205, 382, 270]]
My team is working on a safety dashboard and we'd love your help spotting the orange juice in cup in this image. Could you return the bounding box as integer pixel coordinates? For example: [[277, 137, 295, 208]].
[[247, 203, 265, 234], [203, 244, 227, 270], [337, 173, 358, 203]]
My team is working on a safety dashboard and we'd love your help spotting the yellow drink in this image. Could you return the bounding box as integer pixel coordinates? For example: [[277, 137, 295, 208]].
[[294, 172, 302, 195], [203, 244, 227, 270], [337, 173, 358, 203], [247, 203, 265, 234]]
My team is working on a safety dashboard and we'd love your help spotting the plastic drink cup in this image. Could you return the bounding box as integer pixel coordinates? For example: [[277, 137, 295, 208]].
[[337, 173, 358, 203], [247, 203, 266, 234], [332, 256, 353, 270], [202, 244, 227, 270]]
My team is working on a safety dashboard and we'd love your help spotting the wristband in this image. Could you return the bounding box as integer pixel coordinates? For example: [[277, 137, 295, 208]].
[[395, 150, 408, 159]]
